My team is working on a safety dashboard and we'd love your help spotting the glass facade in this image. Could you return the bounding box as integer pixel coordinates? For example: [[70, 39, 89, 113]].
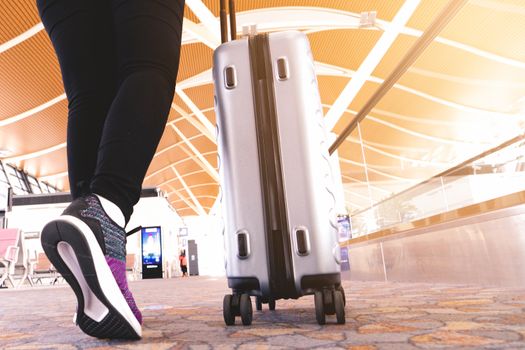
[[0, 161, 59, 198], [336, 4, 525, 239]]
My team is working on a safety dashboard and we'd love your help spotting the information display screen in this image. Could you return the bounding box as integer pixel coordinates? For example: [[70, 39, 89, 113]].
[[141, 226, 163, 278]]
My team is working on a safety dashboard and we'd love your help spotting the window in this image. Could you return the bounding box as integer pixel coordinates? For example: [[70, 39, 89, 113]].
[[5, 165, 29, 195], [27, 175, 42, 194], [41, 182, 58, 194], [0, 162, 61, 195], [0, 162, 9, 188]]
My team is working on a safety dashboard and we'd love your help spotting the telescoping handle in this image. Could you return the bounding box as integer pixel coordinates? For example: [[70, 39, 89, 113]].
[[220, 0, 237, 44]]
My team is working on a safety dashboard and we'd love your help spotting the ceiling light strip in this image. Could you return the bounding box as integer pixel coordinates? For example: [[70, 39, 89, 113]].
[[0, 23, 44, 54], [339, 158, 415, 181], [171, 195, 217, 204], [399, 25, 525, 70], [327, 104, 488, 146], [182, 18, 220, 49], [171, 107, 215, 125], [171, 125, 219, 181], [166, 184, 200, 214], [176, 88, 216, 138], [362, 142, 452, 167], [346, 137, 430, 153], [178, 144, 219, 183], [170, 103, 216, 143], [341, 175, 392, 194], [330, 0, 470, 154], [2, 142, 67, 163], [324, 0, 422, 132], [38, 171, 68, 181], [145, 150, 215, 180], [185, 0, 221, 45], [171, 165, 207, 216], [0, 94, 66, 127], [317, 61, 518, 117]]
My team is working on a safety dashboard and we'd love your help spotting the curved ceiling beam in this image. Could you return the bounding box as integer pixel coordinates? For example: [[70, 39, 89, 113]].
[[324, 0, 422, 131], [182, 182, 217, 190], [170, 195, 217, 204], [471, 0, 525, 15], [185, 0, 221, 47], [366, 115, 490, 146], [2, 142, 66, 163], [316, 62, 523, 119], [38, 171, 68, 182], [166, 184, 200, 215], [346, 136, 430, 153], [407, 67, 525, 89], [156, 169, 208, 187], [170, 103, 215, 143], [176, 88, 216, 140], [172, 107, 215, 124], [0, 23, 44, 54], [171, 124, 219, 181], [341, 174, 392, 194], [177, 69, 213, 90], [358, 140, 453, 167], [182, 18, 220, 49], [323, 104, 489, 146], [154, 132, 204, 158], [145, 151, 216, 180], [339, 157, 419, 181], [171, 165, 206, 216], [0, 94, 66, 127]]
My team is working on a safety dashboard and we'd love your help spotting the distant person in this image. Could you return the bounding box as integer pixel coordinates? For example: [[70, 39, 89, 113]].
[[36, 0, 185, 340], [179, 251, 188, 277]]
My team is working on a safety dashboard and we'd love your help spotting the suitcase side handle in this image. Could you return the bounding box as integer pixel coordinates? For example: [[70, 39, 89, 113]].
[[220, 0, 237, 44]]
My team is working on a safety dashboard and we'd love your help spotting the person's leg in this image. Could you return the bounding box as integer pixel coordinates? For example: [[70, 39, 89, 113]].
[[90, 0, 185, 223], [37, 0, 143, 340], [36, 0, 117, 198]]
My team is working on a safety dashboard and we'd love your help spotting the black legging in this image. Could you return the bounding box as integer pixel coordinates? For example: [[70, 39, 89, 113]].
[[36, 0, 185, 223]]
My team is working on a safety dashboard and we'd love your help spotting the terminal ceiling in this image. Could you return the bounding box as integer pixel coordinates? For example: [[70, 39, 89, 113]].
[[0, 0, 524, 216]]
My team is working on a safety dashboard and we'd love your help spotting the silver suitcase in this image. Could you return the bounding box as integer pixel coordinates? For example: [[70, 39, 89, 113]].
[[213, 0, 345, 326]]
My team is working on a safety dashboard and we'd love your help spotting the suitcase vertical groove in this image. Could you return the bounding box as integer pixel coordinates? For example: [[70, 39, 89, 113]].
[[248, 33, 297, 299]]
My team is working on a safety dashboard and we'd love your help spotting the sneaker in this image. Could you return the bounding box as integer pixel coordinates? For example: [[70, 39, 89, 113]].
[[41, 194, 142, 339]]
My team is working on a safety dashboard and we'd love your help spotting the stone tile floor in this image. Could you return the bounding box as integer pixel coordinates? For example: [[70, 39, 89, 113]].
[[1, 277, 525, 349]]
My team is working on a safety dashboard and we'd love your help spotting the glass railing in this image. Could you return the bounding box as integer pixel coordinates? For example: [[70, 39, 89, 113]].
[[330, 2, 525, 240], [347, 134, 525, 238]]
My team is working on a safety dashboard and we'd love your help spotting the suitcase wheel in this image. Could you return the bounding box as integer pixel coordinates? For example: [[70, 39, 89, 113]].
[[314, 289, 346, 325], [223, 294, 235, 326], [337, 285, 346, 307], [268, 298, 276, 311], [314, 291, 326, 325], [334, 290, 346, 325], [240, 294, 253, 326], [223, 293, 253, 326], [256, 296, 262, 311]]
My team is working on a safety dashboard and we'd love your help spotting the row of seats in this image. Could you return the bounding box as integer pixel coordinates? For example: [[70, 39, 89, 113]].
[[0, 228, 140, 288], [0, 228, 60, 288]]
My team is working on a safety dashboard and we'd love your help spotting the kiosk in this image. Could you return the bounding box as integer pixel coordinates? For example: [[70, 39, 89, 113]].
[[141, 226, 163, 279]]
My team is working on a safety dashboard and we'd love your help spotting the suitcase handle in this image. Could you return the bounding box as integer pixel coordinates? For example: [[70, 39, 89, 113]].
[[220, 0, 237, 44]]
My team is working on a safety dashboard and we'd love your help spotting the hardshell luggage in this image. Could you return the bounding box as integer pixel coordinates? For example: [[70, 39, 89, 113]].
[[213, 0, 345, 326]]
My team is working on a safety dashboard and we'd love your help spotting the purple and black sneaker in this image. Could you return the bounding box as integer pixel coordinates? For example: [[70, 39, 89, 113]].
[[41, 194, 142, 339]]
